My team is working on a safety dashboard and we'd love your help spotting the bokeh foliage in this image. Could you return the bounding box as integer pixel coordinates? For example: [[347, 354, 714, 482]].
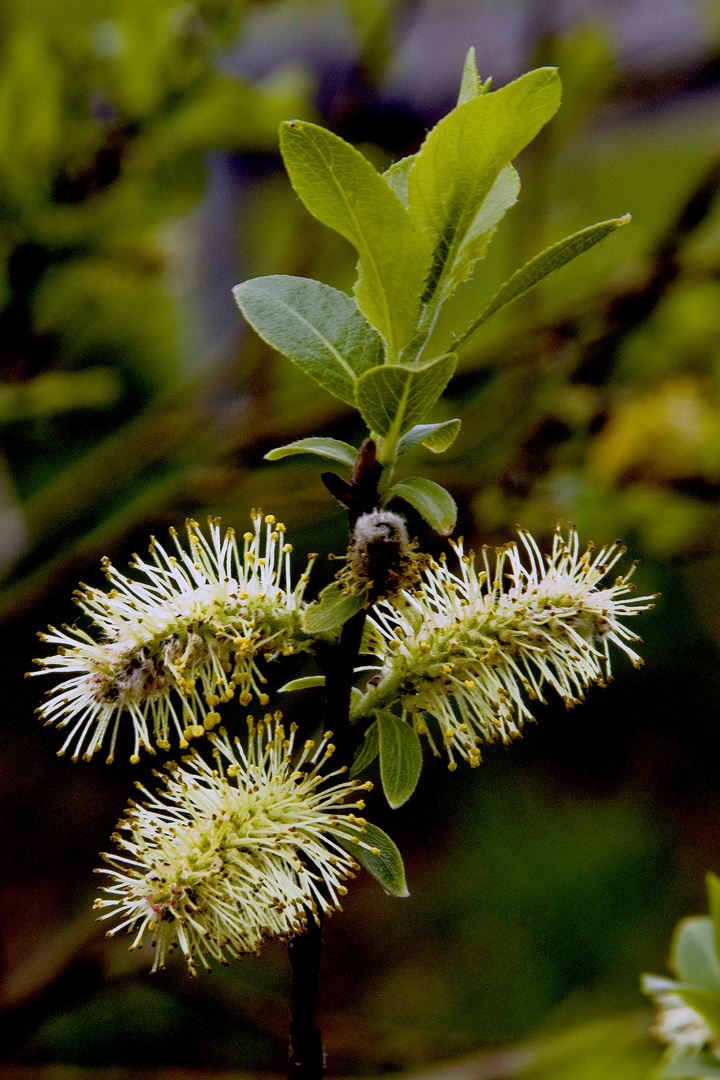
[[3, 1, 720, 1077]]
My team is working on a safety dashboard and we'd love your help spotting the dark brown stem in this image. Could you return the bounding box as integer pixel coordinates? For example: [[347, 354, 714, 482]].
[[321, 607, 367, 763], [288, 912, 326, 1080], [286, 438, 383, 1080]]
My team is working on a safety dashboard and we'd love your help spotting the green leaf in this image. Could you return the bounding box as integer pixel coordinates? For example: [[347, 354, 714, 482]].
[[265, 437, 357, 467], [675, 986, 720, 1040], [455, 215, 631, 346], [376, 709, 423, 808], [384, 154, 415, 207], [335, 821, 409, 896], [386, 477, 457, 535], [708, 872, 720, 957], [444, 164, 520, 292], [302, 584, 365, 634], [658, 1052, 720, 1079], [671, 917, 720, 992], [278, 676, 327, 693], [279, 121, 432, 356], [422, 419, 462, 453], [355, 353, 457, 440], [397, 419, 461, 455], [350, 721, 379, 777], [456, 46, 484, 105], [233, 275, 382, 406], [408, 68, 561, 305]]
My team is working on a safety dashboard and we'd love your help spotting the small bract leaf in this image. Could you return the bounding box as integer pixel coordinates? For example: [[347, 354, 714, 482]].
[[335, 821, 409, 896], [422, 419, 462, 453], [386, 477, 457, 536], [355, 354, 457, 439], [376, 709, 423, 808], [278, 676, 327, 693], [302, 584, 365, 634], [397, 419, 461, 456], [671, 916, 720, 993], [265, 437, 358, 467], [350, 721, 379, 777], [279, 121, 432, 356], [455, 215, 631, 346], [234, 275, 382, 406]]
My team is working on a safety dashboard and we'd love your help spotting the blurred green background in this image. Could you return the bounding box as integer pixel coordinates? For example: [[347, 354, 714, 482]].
[[2, 0, 720, 1076]]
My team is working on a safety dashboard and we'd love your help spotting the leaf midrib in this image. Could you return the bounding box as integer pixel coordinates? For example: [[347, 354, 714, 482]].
[[256, 285, 358, 383], [307, 128, 397, 357]]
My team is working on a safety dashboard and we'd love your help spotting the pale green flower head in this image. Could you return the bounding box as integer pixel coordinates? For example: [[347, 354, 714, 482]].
[[32, 512, 317, 763], [94, 717, 375, 975], [358, 525, 657, 769]]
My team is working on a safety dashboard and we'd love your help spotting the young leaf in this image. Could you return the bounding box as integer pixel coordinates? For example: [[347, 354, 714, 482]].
[[671, 917, 720, 993], [454, 215, 631, 346], [355, 353, 457, 440], [350, 720, 379, 777], [456, 46, 484, 106], [335, 821, 409, 897], [234, 275, 382, 406], [278, 675, 327, 693], [279, 121, 432, 356], [376, 709, 423, 808], [302, 583, 365, 634], [408, 68, 561, 305], [444, 164, 520, 291], [384, 154, 415, 207], [397, 418, 461, 456], [265, 437, 358, 467], [385, 477, 457, 535], [422, 419, 462, 453]]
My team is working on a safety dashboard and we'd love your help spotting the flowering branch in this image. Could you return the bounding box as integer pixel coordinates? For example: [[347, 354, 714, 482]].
[[27, 47, 654, 1080]]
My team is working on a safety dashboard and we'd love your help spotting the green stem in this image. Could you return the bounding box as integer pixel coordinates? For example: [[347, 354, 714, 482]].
[[350, 669, 405, 724]]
